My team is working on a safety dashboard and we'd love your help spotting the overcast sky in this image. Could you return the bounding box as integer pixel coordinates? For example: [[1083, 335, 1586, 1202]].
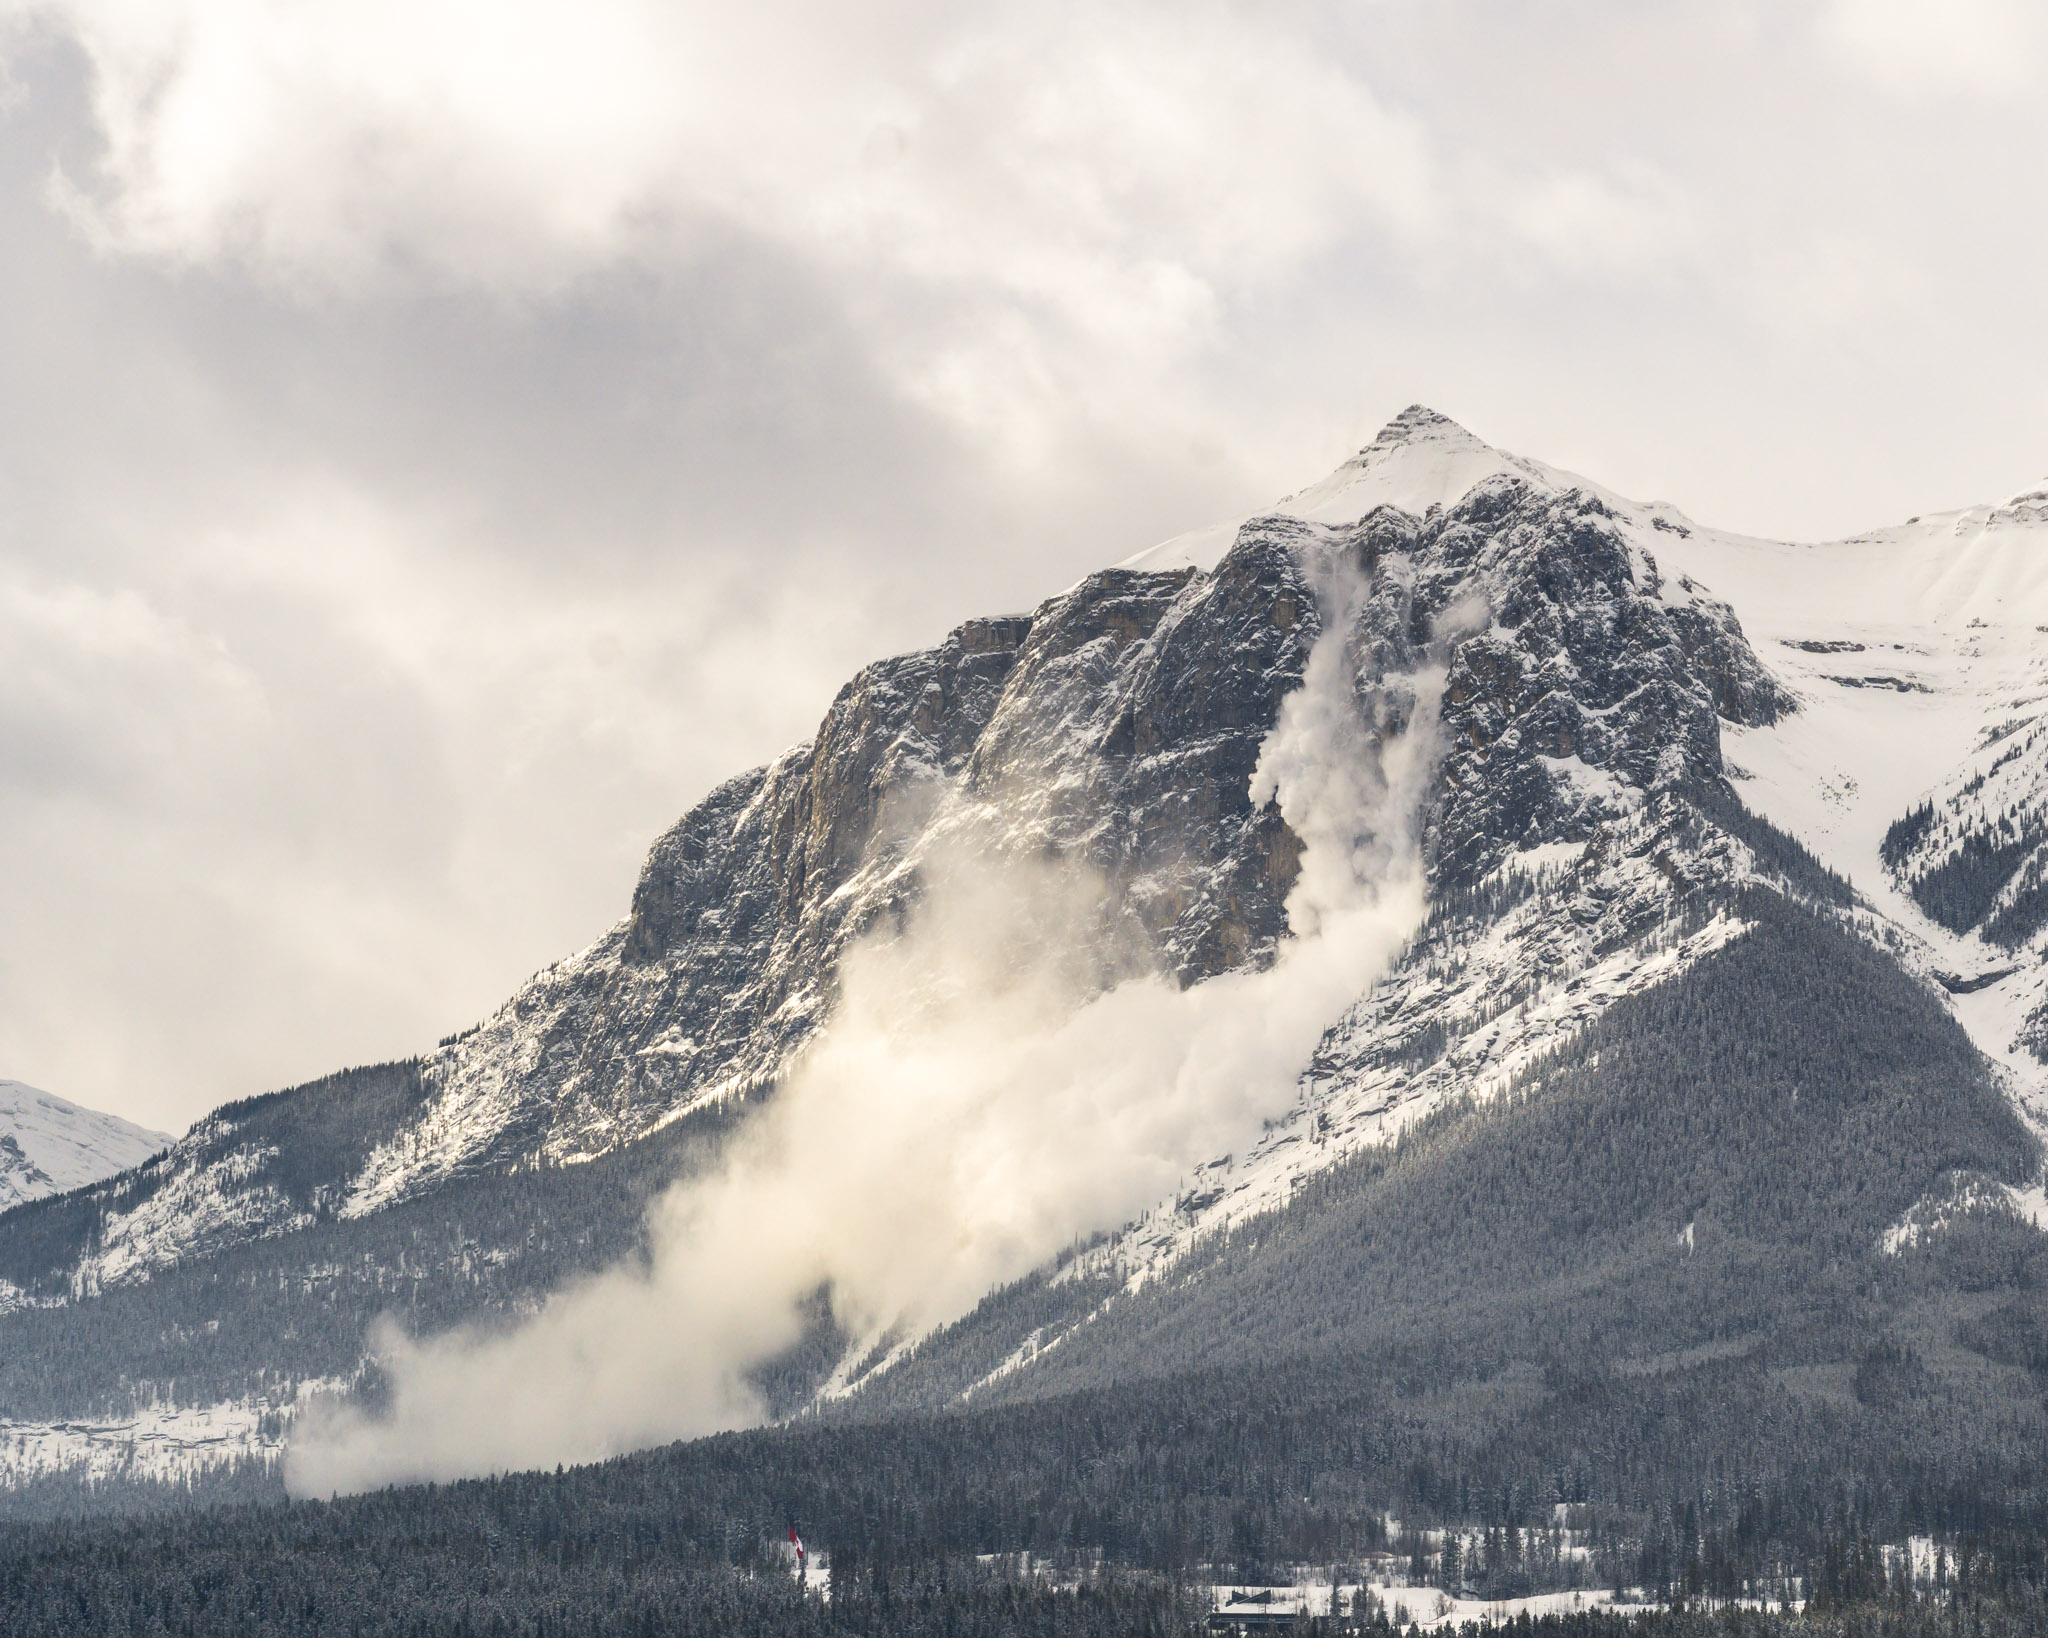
[[1, 0, 2043, 1133]]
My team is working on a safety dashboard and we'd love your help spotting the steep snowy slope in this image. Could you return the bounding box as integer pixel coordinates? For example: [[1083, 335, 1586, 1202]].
[[846, 884, 2036, 1418], [0, 1082, 170, 1213], [1643, 494, 2048, 1113]]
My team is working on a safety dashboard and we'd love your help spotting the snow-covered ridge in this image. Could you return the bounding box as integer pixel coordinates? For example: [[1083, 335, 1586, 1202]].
[[0, 1081, 172, 1213], [1133, 407, 2048, 626], [1280, 405, 1553, 526]]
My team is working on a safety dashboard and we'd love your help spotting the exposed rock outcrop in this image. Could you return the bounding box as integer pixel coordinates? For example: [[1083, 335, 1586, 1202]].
[[1, 409, 1792, 1287]]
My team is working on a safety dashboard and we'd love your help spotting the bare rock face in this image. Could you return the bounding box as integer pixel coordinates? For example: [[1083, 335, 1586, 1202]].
[[320, 472, 1784, 1213], [9, 415, 1790, 1285], [1343, 476, 1788, 890]]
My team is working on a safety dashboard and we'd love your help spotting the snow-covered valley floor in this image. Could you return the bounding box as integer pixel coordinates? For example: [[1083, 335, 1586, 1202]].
[[0, 1387, 331, 1490]]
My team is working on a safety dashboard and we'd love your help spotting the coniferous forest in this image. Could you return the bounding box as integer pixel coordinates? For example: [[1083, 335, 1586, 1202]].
[[10, 1286, 2048, 1636]]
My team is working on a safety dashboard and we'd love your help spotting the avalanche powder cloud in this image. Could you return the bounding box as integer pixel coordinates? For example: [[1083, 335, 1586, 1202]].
[[288, 553, 1442, 1496]]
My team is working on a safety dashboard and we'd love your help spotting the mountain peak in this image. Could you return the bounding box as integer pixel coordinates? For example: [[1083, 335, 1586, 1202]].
[[1371, 403, 1483, 449], [1279, 405, 1541, 527], [1122, 406, 1552, 574]]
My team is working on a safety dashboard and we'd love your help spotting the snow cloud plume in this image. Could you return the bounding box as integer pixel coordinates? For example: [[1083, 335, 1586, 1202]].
[[287, 550, 1442, 1496]]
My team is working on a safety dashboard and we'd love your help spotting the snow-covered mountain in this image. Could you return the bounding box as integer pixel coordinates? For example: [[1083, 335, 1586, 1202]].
[[11, 418, 1783, 1293], [4, 406, 2048, 1497], [1143, 406, 2048, 1115], [801, 413, 2048, 1405], [0, 1082, 170, 1213]]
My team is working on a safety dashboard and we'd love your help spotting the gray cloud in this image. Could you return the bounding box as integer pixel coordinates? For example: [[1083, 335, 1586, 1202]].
[[0, 1, 2043, 1129], [1817, 0, 2043, 95]]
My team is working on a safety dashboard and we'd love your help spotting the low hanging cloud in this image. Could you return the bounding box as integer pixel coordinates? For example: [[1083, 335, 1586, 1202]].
[[1818, 0, 2042, 96], [19, 0, 1433, 297], [10, 0, 1438, 468], [287, 551, 1445, 1496]]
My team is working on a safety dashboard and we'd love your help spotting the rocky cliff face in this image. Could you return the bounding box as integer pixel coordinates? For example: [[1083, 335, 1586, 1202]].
[[338, 536, 1325, 1216], [403, 458, 1785, 1214], [1348, 472, 1786, 889], [0, 411, 1794, 1296]]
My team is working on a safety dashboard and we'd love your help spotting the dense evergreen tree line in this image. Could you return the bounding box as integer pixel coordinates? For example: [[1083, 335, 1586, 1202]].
[[1881, 798, 2048, 948], [1880, 806, 1936, 875], [7, 1363, 2048, 1638], [11, 1330, 2048, 1624]]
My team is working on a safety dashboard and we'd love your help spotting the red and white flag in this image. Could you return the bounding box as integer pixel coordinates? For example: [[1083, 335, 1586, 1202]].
[[788, 1525, 805, 1563]]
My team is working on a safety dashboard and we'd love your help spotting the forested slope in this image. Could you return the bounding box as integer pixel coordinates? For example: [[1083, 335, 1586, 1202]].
[[858, 891, 2042, 1416]]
